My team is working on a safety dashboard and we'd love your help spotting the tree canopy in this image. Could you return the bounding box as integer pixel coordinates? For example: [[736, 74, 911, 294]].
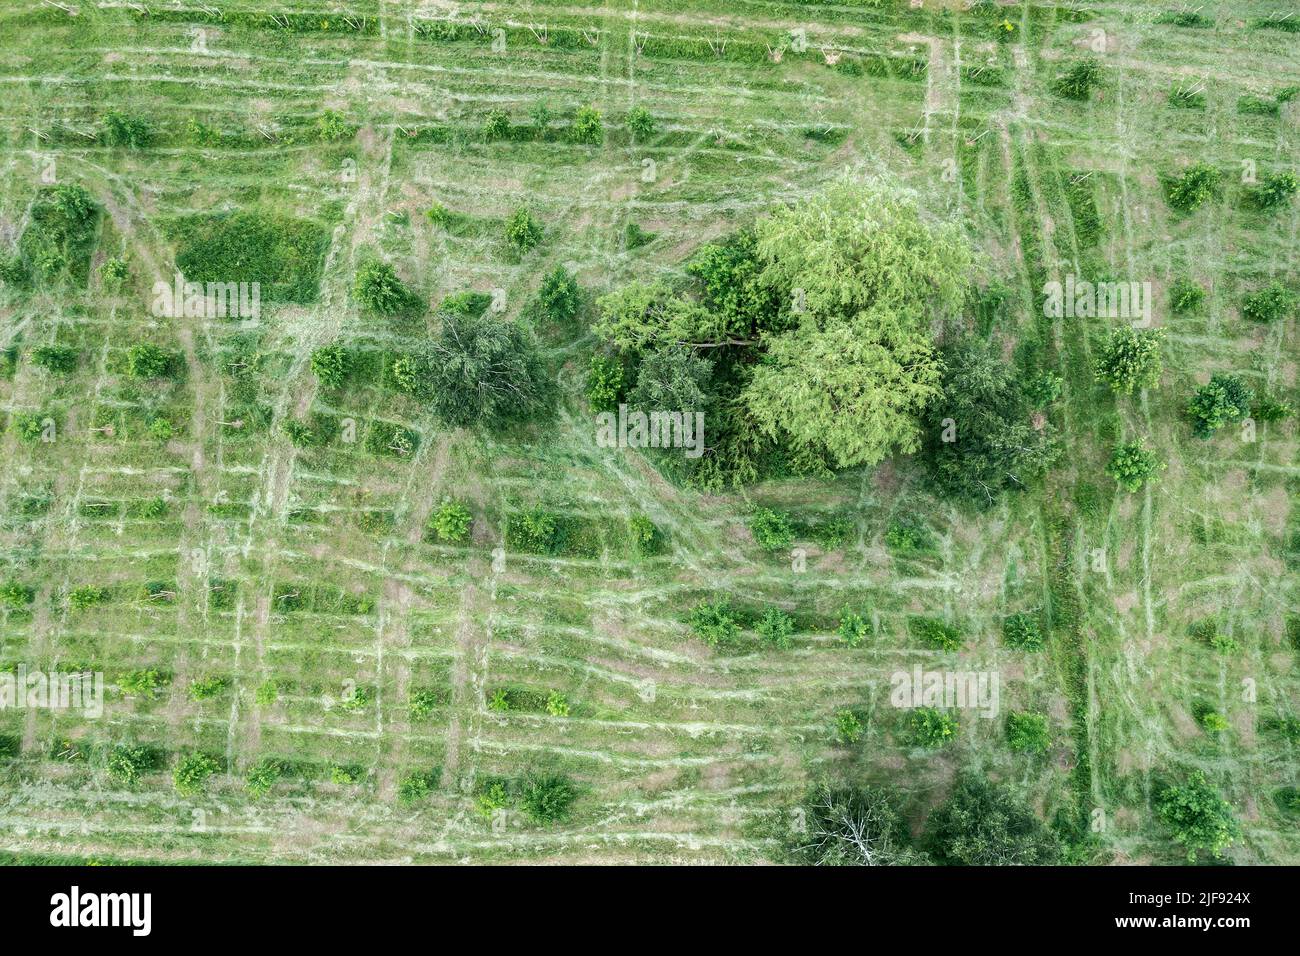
[[924, 336, 1059, 506], [926, 775, 1061, 865], [592, 177, 972, 479], [398, 308, 551, 431]]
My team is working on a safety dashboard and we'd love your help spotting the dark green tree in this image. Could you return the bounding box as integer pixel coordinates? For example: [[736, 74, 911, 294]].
[[415, 311, 551, 430], [927, 775, 1061, 865], [535, 265, 581, 324], [521, 774, 578, 824], [925, 337, 1060, 507], [354, 260, 419, 316], [1188, 374, 1253, 438]]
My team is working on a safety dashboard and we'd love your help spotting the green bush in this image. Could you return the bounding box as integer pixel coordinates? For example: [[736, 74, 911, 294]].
[[148, 417, 175, 441], [1002, 612, 1044, 650], [21, 184, 99, 284], [838, 608, 870, 648], [339, 685, 370, 713], [1237, 94, 1279, 116], [1026, 370, 1062, 408], [31, 345, 78, 374], [428, 500, 472, 543], [317, 110, 353, 141], [330, 765, 361, 785], [482, 108, 510, 139], [101, 109, 152, 148], [68, 585, 108, 610], [749, 508, 794, 551], [836, 709, 863, 744], [1188, 374, 1253, 438], [536, 266, 581, 324], [118, 669, 167, 696], [353, 259, 420, 316], [1094, 326, 1164, 394], [1241, 282, 1294, 323], [1164, 163, 1220, 212], [521, 773, 577, 824], [885, 514, 933, 553], [1106, 439, 1163, 492], [910, 707, 958, 748], [507, 506, 560, 554], [688, 599, 742, 647], [756, 607, 795, 649], [1248, 171, 1298, 210], [629, 514, 663, 556], [125, 343, 173, 379], [569, 105, 604, 145], [1168, 84, 1205, 109], [1052, 58, 1103, 100], [1155, 770, 1239, 861], [310, 343, 351, 388], [189, 675, 228, 701], [173, 752, 221, 795], [1193, 702, 1230, 734], [254, 680, 279, 706], [13, 413, 48, 444], [0, 581, 35, 609], [505, 207, 544, 252], [245, 758, 282, 798], [1006, 711, 1051, 753], [909, 616, 962, 651], [811, 516, 852, 550], [1253, 395, 1294, 422], [409, 689, 440, 721], [106, 744, 156, 786], [626, 105, 656, 140], [398, 770, 435, 802], [529, 101, 553, 139], [1169, 277, 1205, 313], [545, 691, 570, 717], [1274, 787, 1300, 818]]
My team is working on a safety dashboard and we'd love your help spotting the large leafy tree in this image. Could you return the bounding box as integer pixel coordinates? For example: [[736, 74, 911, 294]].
[[924, 336, 1059, 506], [740, 178, 971, 469], [594, 280, 730, 352], [752, 177, 970, 322], [744, 306, 942, 469], [592, 177, 972, 479]]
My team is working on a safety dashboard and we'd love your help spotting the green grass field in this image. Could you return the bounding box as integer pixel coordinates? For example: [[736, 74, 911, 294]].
[[0, 0, 1296, 865]]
